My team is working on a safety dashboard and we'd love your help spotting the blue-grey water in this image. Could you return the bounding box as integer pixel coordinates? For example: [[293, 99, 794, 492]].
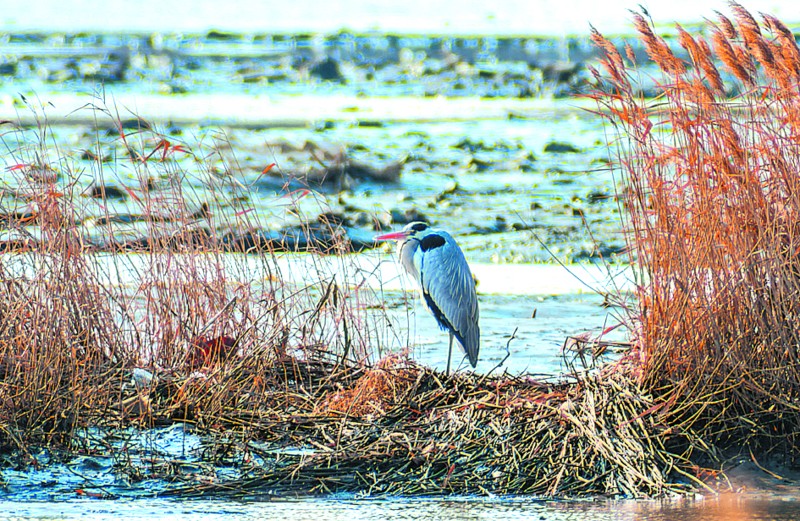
[[3, 496, 800, 520]]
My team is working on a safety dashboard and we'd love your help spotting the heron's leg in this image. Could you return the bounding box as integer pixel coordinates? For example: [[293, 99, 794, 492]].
[[446, 332, 454, 376]]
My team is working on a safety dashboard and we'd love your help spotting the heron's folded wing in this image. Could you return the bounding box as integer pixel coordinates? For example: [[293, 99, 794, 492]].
[[418, 237, 480, 366]]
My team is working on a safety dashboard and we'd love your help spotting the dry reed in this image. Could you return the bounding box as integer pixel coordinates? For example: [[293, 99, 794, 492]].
[[592, 3, 800, 466], [0, 94, 377, 456]]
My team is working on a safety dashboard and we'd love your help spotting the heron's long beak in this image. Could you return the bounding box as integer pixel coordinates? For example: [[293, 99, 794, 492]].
[[374, 231, 407, 241]]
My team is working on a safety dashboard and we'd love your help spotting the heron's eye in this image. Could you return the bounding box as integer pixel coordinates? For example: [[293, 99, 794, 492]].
[[420, 234, 446, 251], [410, 222, 429, 232]]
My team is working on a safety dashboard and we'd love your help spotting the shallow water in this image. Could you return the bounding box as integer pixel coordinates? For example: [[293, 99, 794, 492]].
[[3, 495, 800, 521]]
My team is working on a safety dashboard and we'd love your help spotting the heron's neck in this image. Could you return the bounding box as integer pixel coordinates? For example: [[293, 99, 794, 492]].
[[398, 238, 421, 283]]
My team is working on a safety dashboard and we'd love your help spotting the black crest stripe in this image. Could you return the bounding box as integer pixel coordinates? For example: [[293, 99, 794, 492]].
[[410, 222, 429, 232]]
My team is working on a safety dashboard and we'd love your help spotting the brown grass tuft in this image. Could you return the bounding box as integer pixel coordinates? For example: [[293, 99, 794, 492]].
[[590, 26, 627, 86], [595, 5, 800, 468], [318, 355, 415, 417], [0, 95, 383, 454], [632, 14, 685, 76], [730, 1, 761, 38], [695, 38, 726, 94], [715, 11, 739, 39], [762, 13, 800, 77], [711, 27, 753, 84], [677, 25, 721, 93]]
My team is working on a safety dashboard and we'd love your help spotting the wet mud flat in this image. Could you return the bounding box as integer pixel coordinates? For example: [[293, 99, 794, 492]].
[[1, 25, 790, 267], [0, 28, 758, 106], [0, 106, 624, 264], [0, 30, 648, 263], [0, 31, 597, 99]]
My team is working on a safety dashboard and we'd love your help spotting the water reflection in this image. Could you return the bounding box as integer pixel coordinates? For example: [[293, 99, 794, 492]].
[[621, 495, 800, 521], [3, 495, 800, 521]]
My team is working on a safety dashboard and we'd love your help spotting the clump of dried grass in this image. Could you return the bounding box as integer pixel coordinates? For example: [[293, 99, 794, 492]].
[[148, 357, 688, 498], [592, 3, 800, 464], [0, 96, 377, 454]]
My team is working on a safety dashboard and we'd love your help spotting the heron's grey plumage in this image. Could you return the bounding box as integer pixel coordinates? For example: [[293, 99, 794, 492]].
[[392, 222, 480, 368]]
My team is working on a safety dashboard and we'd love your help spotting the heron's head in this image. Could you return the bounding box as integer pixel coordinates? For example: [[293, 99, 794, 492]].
[[375, 222, 433, 282], [374, 221, 430, 243]]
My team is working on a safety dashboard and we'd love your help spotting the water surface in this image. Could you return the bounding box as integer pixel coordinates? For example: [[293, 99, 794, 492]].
[[3, 495, 800, 520]]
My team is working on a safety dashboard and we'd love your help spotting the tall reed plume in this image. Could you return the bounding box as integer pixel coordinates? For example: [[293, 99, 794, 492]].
[[592, 3, 800, 460]]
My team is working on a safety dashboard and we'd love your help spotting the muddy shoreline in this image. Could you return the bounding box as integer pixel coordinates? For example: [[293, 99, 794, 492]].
[[2, 32, 595, 99], [0, 103, 623, 264], [0, 30, 720, 103]]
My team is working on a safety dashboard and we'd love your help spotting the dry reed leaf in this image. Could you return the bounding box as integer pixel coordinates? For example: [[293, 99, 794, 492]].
[[595, 4, 800, 467], [711, 28, 753, 84], [632, 14, 685, 76]]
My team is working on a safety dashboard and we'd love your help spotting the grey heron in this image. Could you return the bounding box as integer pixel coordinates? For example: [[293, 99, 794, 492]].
[[376, 221, 480, 374]]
